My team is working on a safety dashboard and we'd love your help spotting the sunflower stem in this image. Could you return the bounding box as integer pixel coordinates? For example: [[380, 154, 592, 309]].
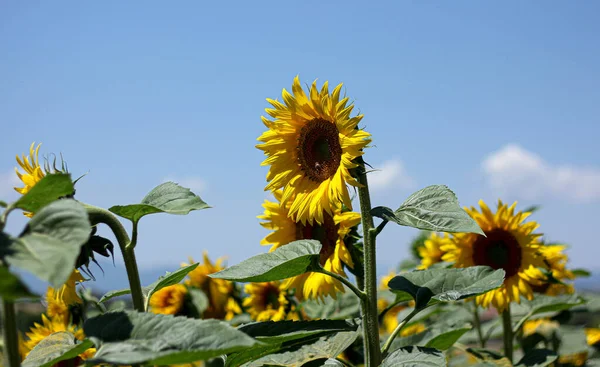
[[1, 298, 20, 367], [473, 300, 486, 348], [317, 267, 366, 302], [356, 158, 382, 367], [502, 305, 513, 363], [381, 308, 419, 356], [85, 204, 145, 312]]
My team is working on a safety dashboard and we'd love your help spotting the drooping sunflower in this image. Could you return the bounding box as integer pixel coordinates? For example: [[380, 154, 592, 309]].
[[256, 76, 371, 225], [243, 281, 297, 321], [21, 314, 95, 360], [259, 190, 361, 301], [536, 244, 576, 295], [417, 232, 450, 269], [441, 200, 547, 312], [45, 270, 84, 323], [183, 252, 239, 320], [150, 284, 188, 315]]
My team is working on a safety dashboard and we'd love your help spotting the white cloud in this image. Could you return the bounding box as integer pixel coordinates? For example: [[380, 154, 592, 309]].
[[368, 159, 416, 191], [482, 144, 600, 202], [0, 170, 20, 201], [162, 176, 207, 194]]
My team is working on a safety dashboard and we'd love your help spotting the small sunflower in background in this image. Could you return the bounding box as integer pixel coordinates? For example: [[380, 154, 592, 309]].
[[150, 284, 188, 315], [536, 243, 576, 295], [183, 252, 240, 320], [441, 200, 547, 312], [259, 190, 360, 301], [256, 76, 371, 225], [45, 270, 84, 323], [417, 232, 450, 269], [243, 281, 297, 322]]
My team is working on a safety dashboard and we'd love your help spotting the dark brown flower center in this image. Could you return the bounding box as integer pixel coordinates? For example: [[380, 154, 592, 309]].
[[262, 283, 281, 309], [472, 229, 522, 277], [296, 213, 339, 266], [297, 118, 342, 182]]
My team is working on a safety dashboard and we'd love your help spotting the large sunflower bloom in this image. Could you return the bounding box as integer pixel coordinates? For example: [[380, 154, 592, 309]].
[[243, 281, 297, 321], [183, 253, 237, 319], [417, 233, 450, 269], [259, 190, 360, 301], [441, 200, 547, 312], [256, 76, 371, 225], [150, 284, 188, 315], [21, 314, 95, 360]]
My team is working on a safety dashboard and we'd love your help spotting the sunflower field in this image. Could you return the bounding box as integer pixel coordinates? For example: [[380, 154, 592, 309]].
[[1, 77, 598, 367]]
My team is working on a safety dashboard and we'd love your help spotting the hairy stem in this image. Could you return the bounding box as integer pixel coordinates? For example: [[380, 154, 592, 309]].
[[85, 204, 144, 312], [356, 159, 382, 367], [473, 300, 486, 348], [381, 308, 420, 356], [1, 299, 20, 367], [502, 305, 513, 363]]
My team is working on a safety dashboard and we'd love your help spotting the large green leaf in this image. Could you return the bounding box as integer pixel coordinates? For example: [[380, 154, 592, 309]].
[[228, 331, 358, 367], [143, 262, 199, 310], [302, 292, 361, 320], [515, 349, 557, 367], [371, 185, 484, 235], [0, 265, 37, 300], [381, 346, 445, 367], [388, 266, 505, 309], [84, 311, 259, 365], [210, 240, 322, 282], [388, 319, 471, 352], [512, 294, 585, 333], [13, 173, 74, 214], [301, 359, 345, 367], [238, 319, 358, 344], [109, 182, 210, 225], [3, 199, 91, 288], [21, 332, 93, 367]]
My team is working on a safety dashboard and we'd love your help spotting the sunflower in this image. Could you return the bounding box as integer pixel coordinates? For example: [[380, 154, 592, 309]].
[[417, 232, 450, 269], [21, 314, 95, 360], [259, 190, 360, 301], [45, 270, 84, 323], [400, 323, 426, 337], [522, 318, 559, 337], [183, 252, 237, 320], [14, 142, 46, 196], [256, 76, 371, 225], [587, 328, 600, 347], [243, 281, 297, 321], [441, 200, 547, 312], [150, 284, 188, 315], [536, 244, 576, 295]]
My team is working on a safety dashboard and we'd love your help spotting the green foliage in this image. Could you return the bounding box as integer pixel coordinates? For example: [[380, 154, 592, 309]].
[[516, 349, 557, 367], [98, 288, 132, 304], [143, 262, 199, 310], [381, 346, 445, 367], [371, 185, 484, 235], [388, 266, 505, 309], [84, 311, 259, 365], [109, 181, 210, 226], [302, 292, 361, 320], [13, 173, 74, 214], [21, 332, 93, 367], [210, 240, 322, 282], [238, 319, 358, 344], [513, 294, 586, 333], [388, 318, 471, 352], [571, 268, 591, 277], [0, 266, 37, 300], [2, 199, 91, 288]]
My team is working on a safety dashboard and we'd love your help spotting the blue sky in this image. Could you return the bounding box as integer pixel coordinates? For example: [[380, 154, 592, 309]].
[[1, 2, 599, 289]]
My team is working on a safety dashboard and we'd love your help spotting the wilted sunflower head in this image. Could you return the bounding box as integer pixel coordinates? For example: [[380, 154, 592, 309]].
[[259, 190, 360, 301], [442, 200, 547, 312], [256, 76, 371, 225]]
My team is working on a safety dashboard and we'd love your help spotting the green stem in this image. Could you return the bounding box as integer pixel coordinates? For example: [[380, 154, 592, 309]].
[[0, 203, 15, 232], [381, 308, 419, 356], [317, 267, 366, 302], [85, 205, 145, 312], [356, 159, 382, 367], [472, 300, 486, 348], [1, 299, 20, 367], [501, 305, 513, 364]]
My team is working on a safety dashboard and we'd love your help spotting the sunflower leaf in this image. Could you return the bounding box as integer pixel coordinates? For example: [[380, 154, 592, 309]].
[[381, 346, 445, 367], [388, 266, 505, 310], [210, 240, 322, 282], [302, 292, 361, 320], [515, 349, 557, 367], [22, 332, 94, 367], [571, 268, 591, 277], [387, 319, 471, 352], [98, 288, 131, 304], [0, 265, 38, 301], [108, 182, 210, 225], [3, 199, 91, 288], [372, 185, 484, 235], [226, 331, 357, 367], [237, 319, 359, 344], [13, 173, 75, 214], [143, 262, 199, 310], [84, 311, 259, 365]]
